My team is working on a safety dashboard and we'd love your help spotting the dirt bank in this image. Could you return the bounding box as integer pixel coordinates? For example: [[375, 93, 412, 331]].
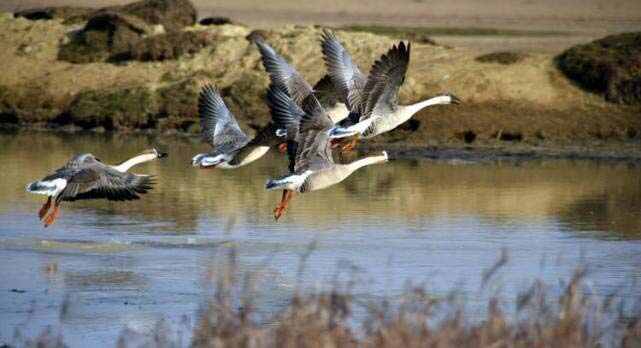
[[0, 11, 639, 157]]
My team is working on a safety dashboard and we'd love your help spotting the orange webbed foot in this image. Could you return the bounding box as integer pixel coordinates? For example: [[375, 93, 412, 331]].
[[273, 190, 293, 221], [38, 197, 52, 220], [340, 139, 357, 152], [43, 203, 60, 228], [273, 205, 286, 221]]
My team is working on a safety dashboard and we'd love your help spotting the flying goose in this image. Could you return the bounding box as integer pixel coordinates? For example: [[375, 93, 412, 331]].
[[265, 84, 388, 220], [26, 149, 167, 227], [192, 84, 283, 168], [320, 30, 461, 149], [254, 37, 349, 123]]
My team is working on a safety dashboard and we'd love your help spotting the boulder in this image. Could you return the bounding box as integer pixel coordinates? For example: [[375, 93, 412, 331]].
[[58, 11, 153, 64], [557, 32, 641, 105], [14, 6, 95, 24]]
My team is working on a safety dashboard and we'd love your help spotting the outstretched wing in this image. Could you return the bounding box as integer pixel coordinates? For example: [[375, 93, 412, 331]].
[[267, 83, 307, 172], [266, 83, 333, 174], [199, 84, 249, 149], [58, 164, 154, 202], [312, 74, 340, 109], [254, 38, 324, 116], [320, 30, 367, 114], [361, 42, 411, 120]]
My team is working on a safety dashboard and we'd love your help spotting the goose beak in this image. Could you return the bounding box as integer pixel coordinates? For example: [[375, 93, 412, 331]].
[[157, 152, 168, 159], [450, 94, 462, 105]]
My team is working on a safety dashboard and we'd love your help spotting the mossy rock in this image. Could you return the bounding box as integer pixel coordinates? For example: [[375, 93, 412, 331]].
[[68, 87, 158, 129], [220, 72, 270, 125], [557, 32, 641, 105], [476, 51, 526, 65], [14, 6, 95, 25], [16, 0, 197, 29], [58, 11, 152, 64], [114, 0, 197, 31], [199, 17, 232, 26], [111, 30, 214, 62], [157, 78, 200, 126], [0, 84, 61, 123]]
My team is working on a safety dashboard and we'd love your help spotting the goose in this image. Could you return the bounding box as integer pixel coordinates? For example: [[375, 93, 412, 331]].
[[265, 84, 388, 220], [26, 148, 167, 227], [191, 84, 283, 168], [313, 74, 350, 123], [320, 30, 461, 149], [254, 37, 349, 123]]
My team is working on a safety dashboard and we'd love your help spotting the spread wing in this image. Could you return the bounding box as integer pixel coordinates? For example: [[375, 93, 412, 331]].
[[360, 42, 411, 121], [312, 74, 340, 109], [254, 37, 324, 117], [267, 84, 334, 173], [58, 164, 154, 202], [199, 84, 249, 150], [320, 30, 367, 114]]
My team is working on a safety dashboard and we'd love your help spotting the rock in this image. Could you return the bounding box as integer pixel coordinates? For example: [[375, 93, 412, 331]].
[[15, 0, 197, 30], [14, 6, 95, 25], [57, 0, 204, 64], [68, 87, 158, 129], [58, 11, 153, 63], [245, 29, 275, 43], [114, 0, 197, 31], [0, 84, 62, 123], [557, 32, 641, 105], [111, 30, 215, 62], [199, 17, 232, 26], [476, 51, 527, 65]]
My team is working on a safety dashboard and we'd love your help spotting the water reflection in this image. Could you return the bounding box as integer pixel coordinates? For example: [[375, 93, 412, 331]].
[[1, 130, 640, 237], [2, 130, 641, 346]]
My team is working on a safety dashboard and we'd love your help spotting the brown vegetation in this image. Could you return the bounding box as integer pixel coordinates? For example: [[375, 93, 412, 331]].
[[1, 9, 640, 155], [10, 249, 641, 347], [476, 51, 527, 65], [56, 0, 199, 63], [13, 6, 95, 24], [557, 32, 641, 105]]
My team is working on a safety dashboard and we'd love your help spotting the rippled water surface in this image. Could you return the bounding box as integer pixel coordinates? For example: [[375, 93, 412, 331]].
[[1, 131, 641, 346]]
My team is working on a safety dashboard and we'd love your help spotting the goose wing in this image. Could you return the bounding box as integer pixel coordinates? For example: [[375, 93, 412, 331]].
[[255, 38, 324, 116], [320, 30, 367, 113], [199, 84, 249, 151], [267, 84, 333, 173], [312, 74, 340, 109], [360, 42, 411, 121], [57, 162, 154, 202]]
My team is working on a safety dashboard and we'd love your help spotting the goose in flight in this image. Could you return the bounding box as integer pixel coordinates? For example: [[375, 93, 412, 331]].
[[26, 149, 167, 227], [254, 37, 349, 123], [265, 84, 388, 220], [320, 30, 461, 149], [192, 84, 283, 168]]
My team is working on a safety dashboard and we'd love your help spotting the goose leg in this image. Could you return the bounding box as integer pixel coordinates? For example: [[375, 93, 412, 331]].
[[43, 201, 61, 228], [274, 190, 294, 221], [341, 138, 358, 152], [38, 197, 52, 220]]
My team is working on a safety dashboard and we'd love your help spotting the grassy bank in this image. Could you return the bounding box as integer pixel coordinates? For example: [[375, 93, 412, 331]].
[[0, 9, 640, 157]]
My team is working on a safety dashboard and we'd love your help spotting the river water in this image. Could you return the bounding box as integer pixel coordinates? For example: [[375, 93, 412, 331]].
[[1, 130, 640, 346]]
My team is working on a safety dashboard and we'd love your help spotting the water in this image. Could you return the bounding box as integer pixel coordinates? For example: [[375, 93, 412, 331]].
[[1, 130, 641, 346]]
